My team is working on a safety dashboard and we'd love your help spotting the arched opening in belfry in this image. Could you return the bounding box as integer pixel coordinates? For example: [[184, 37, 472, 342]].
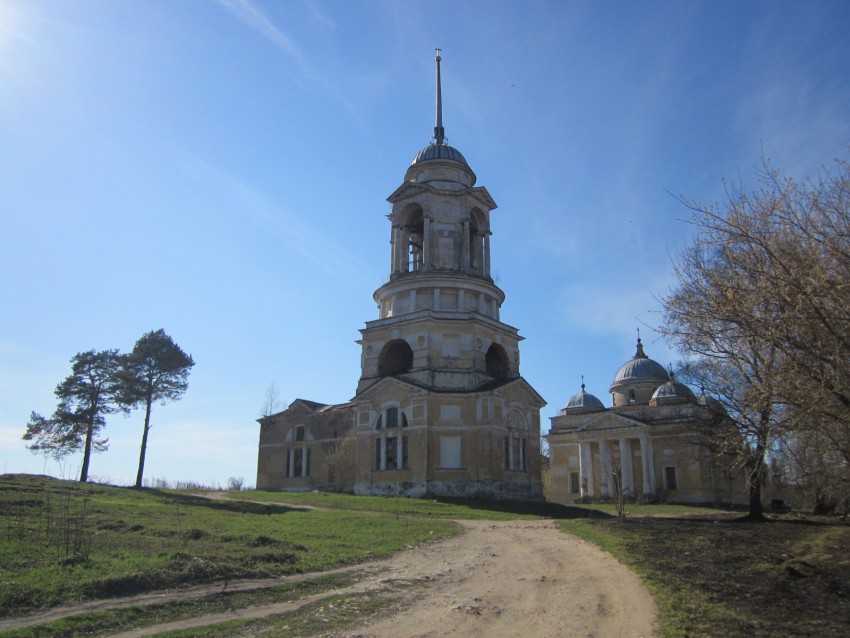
[[485, 343, 510, 380], [405, 209, 424, 272], [469, 209, 486, 275], [378, 339, 414, 376]]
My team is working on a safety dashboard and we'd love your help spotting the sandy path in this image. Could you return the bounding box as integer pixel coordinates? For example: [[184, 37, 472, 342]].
[[2, 519, 657, 637], [334, 519, 657, 638]]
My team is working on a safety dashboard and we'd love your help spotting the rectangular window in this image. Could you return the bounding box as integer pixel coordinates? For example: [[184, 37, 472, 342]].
[[295, 426, 305, 442], [385, 407, 398, 428], [401, 436, 409, 469], [442, 334, 460, 357], [440, 436, 462, 469], [293, 448, 303, 477], [665, 466, 678, 490], [570, 471, 580, 494], [440, 405, 461, 421], [386, 436, 397, 469], [520, 438, 527, 472]]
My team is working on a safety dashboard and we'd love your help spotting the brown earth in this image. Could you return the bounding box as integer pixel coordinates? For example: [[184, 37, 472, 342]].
[[330, 519, 657, 638], [1, 519, 658, 637]]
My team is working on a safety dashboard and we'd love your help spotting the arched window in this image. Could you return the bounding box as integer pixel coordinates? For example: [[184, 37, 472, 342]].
[[286, 425, 310, 478], [485, 343, 510, 380], [374, 407, 409, 470], [405, 209, 424, 272], [375, 407, 409, 429], [378, 339, 414, 376]]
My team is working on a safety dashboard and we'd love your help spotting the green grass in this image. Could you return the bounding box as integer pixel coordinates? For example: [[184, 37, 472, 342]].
[[0, 572, 360, 638], [216, 488, 603, 520], [0, 475, 456, 617], [564, 501, 741, 517], [8, 474, 845, 638], [152, 591, 397, 638], [558, 516, 850, 638]]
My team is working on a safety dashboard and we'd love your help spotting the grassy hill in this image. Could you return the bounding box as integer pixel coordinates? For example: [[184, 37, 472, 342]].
[[1, 474, 848, 638]]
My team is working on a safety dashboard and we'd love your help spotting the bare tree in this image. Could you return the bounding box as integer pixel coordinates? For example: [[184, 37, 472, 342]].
[[324, 430, 356, 491], [662, 153, 850, 518], [674, 356, 781, 520], [261, 380, 282, 417]]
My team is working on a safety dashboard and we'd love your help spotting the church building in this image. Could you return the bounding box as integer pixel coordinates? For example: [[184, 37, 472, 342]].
[[547, 338, 746, 505], [256, 52, 545, 500]]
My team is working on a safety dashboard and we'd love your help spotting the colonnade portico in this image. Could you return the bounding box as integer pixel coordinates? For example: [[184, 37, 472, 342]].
[[578, 434, 656, 499]]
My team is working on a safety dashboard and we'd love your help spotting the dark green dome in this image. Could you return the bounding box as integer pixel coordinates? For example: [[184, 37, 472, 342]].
[[411, 142, 468, 166]]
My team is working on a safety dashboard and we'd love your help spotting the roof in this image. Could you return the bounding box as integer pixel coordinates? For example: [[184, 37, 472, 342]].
[[611, 338, 669, 387], [563, 384, 606, 412], [411, 142, 468, 167]]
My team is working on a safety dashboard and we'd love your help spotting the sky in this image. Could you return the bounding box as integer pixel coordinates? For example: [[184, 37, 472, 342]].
[[2, 0, 849, 487]]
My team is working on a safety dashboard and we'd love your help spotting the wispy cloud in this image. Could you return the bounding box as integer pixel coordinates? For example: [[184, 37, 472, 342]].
[[176, 153, 373, 287], [214, 0, 309, 73]]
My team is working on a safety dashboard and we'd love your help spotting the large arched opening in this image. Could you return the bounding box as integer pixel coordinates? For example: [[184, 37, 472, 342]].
[[378, 339, 414, 376], [485, 343, 510, 380]]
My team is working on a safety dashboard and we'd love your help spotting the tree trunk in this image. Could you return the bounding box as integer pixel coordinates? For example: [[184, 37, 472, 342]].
[[748, 431, 768, 520], [79, 417, 94, 482], [135, 397, 153, 488], [748, 464, 764, 520]]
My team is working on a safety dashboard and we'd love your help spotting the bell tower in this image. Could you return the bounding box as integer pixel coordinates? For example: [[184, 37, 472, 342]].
[[358, 51, 523, 393], [350, 51, 545, 500]]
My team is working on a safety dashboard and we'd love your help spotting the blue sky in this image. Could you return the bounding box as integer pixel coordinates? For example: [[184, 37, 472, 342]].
[[2, 0, 849, 486]]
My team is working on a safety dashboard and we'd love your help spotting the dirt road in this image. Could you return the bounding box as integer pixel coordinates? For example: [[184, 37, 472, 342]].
[[3, 519, 657, 637], [334, 519, 657, 638]]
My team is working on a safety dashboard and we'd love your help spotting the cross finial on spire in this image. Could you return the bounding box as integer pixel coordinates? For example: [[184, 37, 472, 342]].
[[434, 48, 445, 145], [635, 328, 647, 359]]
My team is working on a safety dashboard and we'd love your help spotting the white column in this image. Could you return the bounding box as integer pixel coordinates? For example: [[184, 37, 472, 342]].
[[396, 435, 403, 470], [579, 441, 594, 498], [288, 447, 295, 478], [483, 232, 491, 278], [301, 445, 308, 477], [598, 439, 610, 497], [380, 437, 387, 471], [619, 438, 634, 497], [424, 217, 432, 270], [461, 219, 470, 271], [640, 435, 656, 496], [390, 226, 398, 275]]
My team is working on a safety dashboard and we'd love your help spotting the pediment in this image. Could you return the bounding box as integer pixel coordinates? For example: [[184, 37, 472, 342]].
[[574, 410, 648, 434], [287, 398, 330, 413], [387, 181, 431, 203], [469, 186, 497, 210], [352, 375, 430, 402], [386, 182, 497, 212], [353, 375, 544, 407], [495, 377, 546, 408]]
